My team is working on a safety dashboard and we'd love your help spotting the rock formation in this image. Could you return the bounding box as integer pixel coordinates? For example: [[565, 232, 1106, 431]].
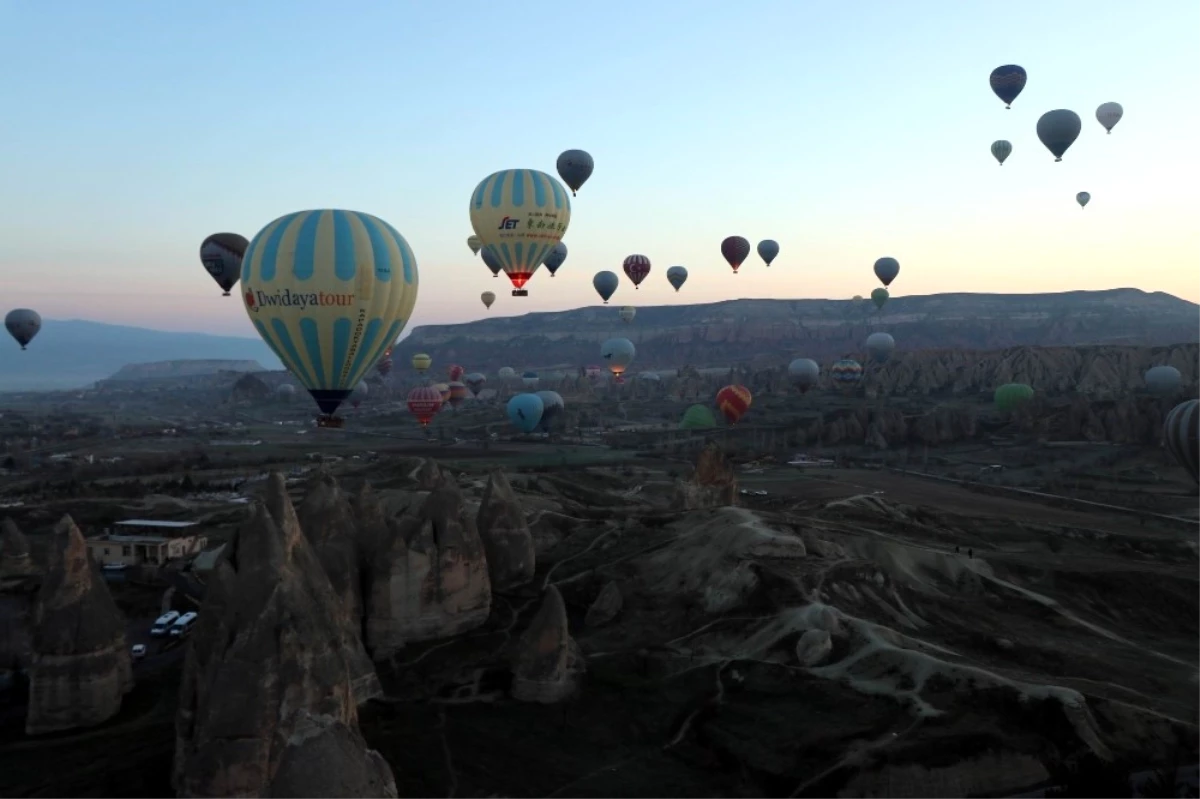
[[511, 585, 582, 703], [475, 470, 535, 591], [0, 518, 36, 578], [362, 481, 492, 658], [295, 470, 363, 624], [671, 443, 737, 510], [173, 475, 389, 797], [25, 515, 133, 736], [584, 581, 623, 628]]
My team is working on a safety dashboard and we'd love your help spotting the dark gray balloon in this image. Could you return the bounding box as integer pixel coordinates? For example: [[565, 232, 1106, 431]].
[[535, 390, 565, 432], [865, 332, 895, 362], [1036, 109, 1082, 162], [542, 242, 568, 276], [1163, 399, 1198, 483], [593, 270, 619, 304], [873, 257, 899, 286], [666, 265, 688, 292], [5, 308, 41, 350], [1145, 365, 1182, 397], [757, 239, 780, 266], [481, 248, 503, 277], [556, 149, 594, 196], [199, 232, 249, 296]]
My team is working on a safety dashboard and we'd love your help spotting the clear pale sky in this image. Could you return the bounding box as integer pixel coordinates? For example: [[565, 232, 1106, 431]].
[[2, 0, 1197, 339]]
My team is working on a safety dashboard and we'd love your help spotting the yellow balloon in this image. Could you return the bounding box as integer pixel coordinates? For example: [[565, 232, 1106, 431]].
[[469, 169, 571, 297], [241, 209, 419, 416], [619, 305, 636, 324], [481, 291, 496, 310], [412, 353, 432, 373], [467, 235, 482, 255]]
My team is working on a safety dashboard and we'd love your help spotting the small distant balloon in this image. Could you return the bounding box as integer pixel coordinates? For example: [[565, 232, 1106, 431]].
[[1076, 192, 1091, 209], [535, 390, 565, 432], [465, 373, 486, 396], [721, 236, 751, 274], [989, 65, 1027, 109], [622, 254, 651, 289], [481, 291, 496, 310], [1036, 110, 1082, 162], [830, 359, 864, 389], [716, 385, 752, 425], [467, 235, 483, 255], [593, 270, 619, 304], [871, 287, 889, 310], [1095, 102, 1123, 134], [1163, 399, 1198, 483], [407, 385, 443, 427], [666, 266, 688, 292], [619, 305, 636, 324], [447, 381, 469, 409], [507, 393, 545, 433], [5, 308, 41, 350], [873, 257, 899, 287], [522, 371, 539, 389], [498, 366, 516, 380], [543, 242, 568, 277], [757, 239, 780, 267], [994, 383, 1035, 412], [866, 332, 895, 362], [447, 364, 464, 383], [556, 149, 594, 196], [199, 233, 249, 297], [991, 140, 1012, 166], [1145, 365, 1182, 397], [481, 248, 504, 278], [788, 358, 820, 394], [600, 337, 636, 382], [412, 353, 432, 374]]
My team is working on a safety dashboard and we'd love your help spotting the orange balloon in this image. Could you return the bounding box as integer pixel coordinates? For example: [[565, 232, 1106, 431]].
[[716, 384, 752, 425]]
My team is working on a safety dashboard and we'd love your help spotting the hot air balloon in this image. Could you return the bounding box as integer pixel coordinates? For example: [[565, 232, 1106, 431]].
[[199, 233, 249, 297], [350, 380, 369, 409], [5, 309, 41, 350], [522, 371, 539, 389], [1076, 192, 1091, 209], [788, 358, 820, 393], [481, 248, 503, 278], [1096, 102, 1123, 134], [601, 337, 636, 383], [535, 390, 565, 432], [1145, 366, 1182, 397], [866, 332, 895, 362], [1036, 110, 1082, 162], [679, 404, 716, 430], [666, 266, 688, 292], [585, 365, 603, 381], [593, 270, 619, 304], [276, 383, 296, 399], [470, 169, 571, 297], [240, 209, 418, 425], [873, 257, 899, 287], [465, 372, 487, 396], [830, 359, 863, 389], [989, 65, 1027, 109], [622, 254, 651, 289], [1163, 400, 1198, 483], [434, 382, 451, 406], [412, 353, 432, 374], [757, 239, 780, 267], [447, 381, 469, 409], [498, 366, 516, 380], [542, 242, 568, 277], [619, 306, 636, 324], [871, 288, 889, 310], [994, 383, 1034, 412], [507, 392, 545, 433], [991, 140, 1012, 166], [407, 385, 443, 427], [721, 236, 751, 274], [447, 364, 464, 383], [467, 235, 483, 255], [716, 385, 752, 425], [556, 150, 594, 196], [481, 291, 496, 310], [376, 349, 393, 377]]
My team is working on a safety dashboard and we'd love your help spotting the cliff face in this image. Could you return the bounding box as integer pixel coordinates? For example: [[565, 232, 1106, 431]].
[[395, 289, 1198, 370]]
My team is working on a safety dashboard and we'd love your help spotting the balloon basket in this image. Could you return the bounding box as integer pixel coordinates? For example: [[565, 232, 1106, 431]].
[[512, 289, 528, 297], [316, 415, 345, 429]]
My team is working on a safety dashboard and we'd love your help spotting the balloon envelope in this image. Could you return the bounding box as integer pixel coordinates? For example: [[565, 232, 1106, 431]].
[[556, 149, 594, 195], [601, 337, 636, 377], [788, 358, 819, 393], [989, 64, 1027, 108], [1076, 192, 1091, 208], [507, 392, 545, 433], [716, 385, 752, 425], [1096, 102, 1123, 134], [1145, 366, 1182, 397], [1036, 110, 1082, 161], [623, 254, 651, 288], [991, 140, 1012, 166], [679, 404, 716, 430], [464, 372, 487, 396], [994, 383, 1035, 412], [830, 359, 863, 388], [593, 270, 619, 304], [199, 233, 249, 295], [666, 265, 688, 292], [412, 353, 432, 373], [873, 257, 899, 286], [721, 236, 751, 273], [757, 239, 780, 266], [407, 385, 443, 426], [619, 306, 636, 324], [447, 381, 469, 408], [871, 288, 889, 310], [1163, 399, 1198, 483], [467, 235, 483, 255], [522, 371, 539, 389], [498, 366, 516, 380], [470, 169, 571, 295], [866, 332, 895, 362], [240, 209, 418, 417], [481, 291, 496, 309], [535, 390, 565, 431], [542, 242, 568, 276], [5, 308, 41, 350]]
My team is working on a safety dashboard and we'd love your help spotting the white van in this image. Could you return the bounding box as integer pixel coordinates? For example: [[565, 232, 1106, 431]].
[[168, 611, 198, 638], [150, 611, 180, 637]]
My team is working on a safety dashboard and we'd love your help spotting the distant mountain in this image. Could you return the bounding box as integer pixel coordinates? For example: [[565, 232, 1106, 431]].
[[105, 359, 267, 382], [395, 288, 1200, 372], [0, 320, 282, 391]]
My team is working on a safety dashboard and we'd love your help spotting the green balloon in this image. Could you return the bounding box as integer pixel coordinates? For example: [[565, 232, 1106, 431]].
[[679, 404, 716, 430], [994, 383, 1035, 412], [871, 287, 889, 310]]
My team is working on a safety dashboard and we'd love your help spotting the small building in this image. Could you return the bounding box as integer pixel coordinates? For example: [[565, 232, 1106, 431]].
[[86, 533, 208, 567]]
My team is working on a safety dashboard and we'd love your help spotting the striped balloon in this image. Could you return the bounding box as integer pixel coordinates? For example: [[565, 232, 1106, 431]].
[[447, 381, 469, 409], [1163, 400, 1198, 483], [448, 364, 464, 382], [716, 384, 752, 425], [469, 169, 571, 296], [830, 358, 863, 388], [721, 236, 751, 273], [240, 209, 419, 417], [434, 382, 451, 406], [623, 254, 651, 288], [412, 353, 431, 373], [407, 385, 443, 427]]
